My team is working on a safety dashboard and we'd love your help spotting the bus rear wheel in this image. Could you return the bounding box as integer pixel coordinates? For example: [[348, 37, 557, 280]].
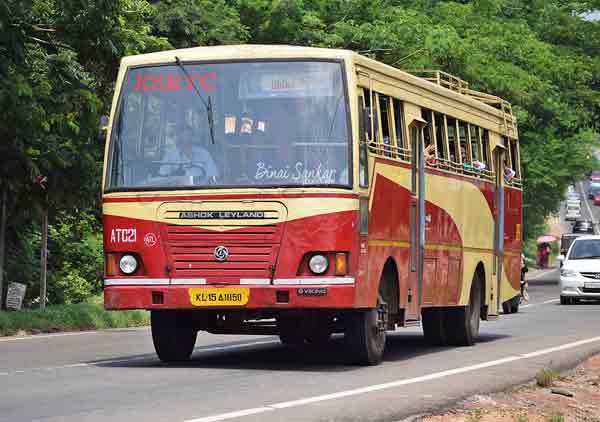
[[446, 274, 482, 346], [345, 296, 387, 365], [151, 311, 197, 362], [422, 308, 448, 346]]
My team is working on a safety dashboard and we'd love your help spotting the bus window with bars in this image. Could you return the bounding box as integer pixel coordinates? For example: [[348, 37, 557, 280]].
[[446, 117, 458, 164], [509, 139, 521, 178], [434, 112, 447, 163], [377, 93, 393, 157], [459, 121, 470, 169], [481, 129, 491, 171], [469, 125, 481, 162], [422, 109, 433, 147], [393, 98, 407, 159]]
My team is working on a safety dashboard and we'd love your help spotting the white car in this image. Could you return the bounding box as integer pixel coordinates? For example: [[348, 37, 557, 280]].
[[565, 203, 581, 221], [558, 235, 600, 304]]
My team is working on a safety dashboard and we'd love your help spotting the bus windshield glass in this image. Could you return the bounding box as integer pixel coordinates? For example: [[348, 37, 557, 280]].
[[107, 61, 350, 190]]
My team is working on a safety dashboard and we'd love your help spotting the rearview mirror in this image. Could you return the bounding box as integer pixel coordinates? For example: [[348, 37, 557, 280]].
[[97, 115, 109, 143], [557, 254, 565, 262]]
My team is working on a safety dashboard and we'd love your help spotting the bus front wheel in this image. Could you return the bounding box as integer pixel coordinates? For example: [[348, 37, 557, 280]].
[[345, 296, 387, 365], [151, 311, 197, 362]]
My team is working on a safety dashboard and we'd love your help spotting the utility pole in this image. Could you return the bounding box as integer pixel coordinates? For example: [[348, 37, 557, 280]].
[[0, 188, 7, 310]]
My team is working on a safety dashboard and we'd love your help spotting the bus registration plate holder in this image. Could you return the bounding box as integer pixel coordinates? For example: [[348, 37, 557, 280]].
[[188, 288, 250, 306]]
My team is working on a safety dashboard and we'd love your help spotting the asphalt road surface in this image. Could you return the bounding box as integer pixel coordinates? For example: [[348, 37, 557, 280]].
[[2, 271, 600, 422]]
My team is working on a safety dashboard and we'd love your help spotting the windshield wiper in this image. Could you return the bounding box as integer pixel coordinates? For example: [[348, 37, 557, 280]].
[[174, 56, 216, 145], [572, 255, 600, 260]]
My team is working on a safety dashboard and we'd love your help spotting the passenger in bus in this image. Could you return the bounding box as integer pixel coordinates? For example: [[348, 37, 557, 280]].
[[504, 158, 516, 182], [158, 123, 218, 183], [472, 160, 486, 172], [424, 144, 437, 166], [461, 146, 471, 171]]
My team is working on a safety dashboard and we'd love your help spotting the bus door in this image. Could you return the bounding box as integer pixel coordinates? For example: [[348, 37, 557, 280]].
[[407, 120, 427, 321], [492, 147, 505, 315]]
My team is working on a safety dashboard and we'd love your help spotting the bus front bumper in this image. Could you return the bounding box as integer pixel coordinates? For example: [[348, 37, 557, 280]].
[[103, 278, 356, 310]]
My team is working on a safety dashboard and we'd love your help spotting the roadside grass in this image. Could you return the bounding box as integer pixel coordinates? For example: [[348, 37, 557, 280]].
[[465, 409, 483, 422], [0, 300, 149, 336], [548, 413, 564, 422], [535, 367, 560, 388]]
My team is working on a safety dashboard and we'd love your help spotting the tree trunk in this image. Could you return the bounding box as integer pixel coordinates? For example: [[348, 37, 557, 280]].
[[40, 205, 48, 310], [0, 188, 7, 310]]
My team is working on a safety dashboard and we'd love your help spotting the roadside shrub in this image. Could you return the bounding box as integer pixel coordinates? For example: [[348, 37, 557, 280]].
[[0, 303, 149, 336], [536, 367, 559, 387]]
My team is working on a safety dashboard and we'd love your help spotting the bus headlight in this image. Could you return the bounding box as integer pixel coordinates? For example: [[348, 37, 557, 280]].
[[119, 254, 138, 275], [309, 254, 328, 274]]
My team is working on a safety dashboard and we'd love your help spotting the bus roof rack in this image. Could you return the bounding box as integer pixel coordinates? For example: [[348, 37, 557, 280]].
[[407, 70, 518, 139]]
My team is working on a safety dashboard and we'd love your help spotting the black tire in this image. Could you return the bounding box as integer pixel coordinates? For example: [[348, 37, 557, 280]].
[[306, 328, 331, 346], [151, 311, 197, 362], [502, 296, 520, 314], [345, 297, 387, 365], [447, 274, 482, 346], [277, 316, 305, 345], [510, 299, 520, 313], [422, 308, 448, 346]]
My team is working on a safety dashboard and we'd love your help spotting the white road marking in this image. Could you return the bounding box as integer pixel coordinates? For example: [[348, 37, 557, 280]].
[[521, 299, 559, 308], [183, 335, 600, 422], [0, 339, 280, 376]]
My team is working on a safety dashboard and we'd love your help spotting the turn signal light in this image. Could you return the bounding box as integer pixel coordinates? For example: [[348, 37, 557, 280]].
[[105, 253, 119, 276], [335, 253, 347, 276]]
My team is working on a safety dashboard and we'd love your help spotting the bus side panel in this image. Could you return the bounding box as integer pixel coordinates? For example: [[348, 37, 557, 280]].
[[503, 186, 523, 296]]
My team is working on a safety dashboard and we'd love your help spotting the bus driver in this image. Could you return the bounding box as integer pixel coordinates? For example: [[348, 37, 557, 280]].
[[159, 123, 218, 184]]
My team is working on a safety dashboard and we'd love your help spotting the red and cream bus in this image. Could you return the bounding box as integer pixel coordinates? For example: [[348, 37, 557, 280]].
[[102, 45, 522, 365]]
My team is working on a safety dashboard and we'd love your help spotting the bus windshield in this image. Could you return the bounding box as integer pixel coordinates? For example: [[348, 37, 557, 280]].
[[106, 61, 350, 190]]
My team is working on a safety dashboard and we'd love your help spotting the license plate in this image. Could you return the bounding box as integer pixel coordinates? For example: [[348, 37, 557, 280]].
[[188, 288, 249, 307], [584, 282, 600, 289]]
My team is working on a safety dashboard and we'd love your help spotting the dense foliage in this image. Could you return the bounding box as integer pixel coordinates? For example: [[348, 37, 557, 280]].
[[1, 0, 599, 305]]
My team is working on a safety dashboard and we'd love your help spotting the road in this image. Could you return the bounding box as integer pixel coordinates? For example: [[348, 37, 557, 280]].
[[1, 272, 600, 422], [561, 180, 600, 234]]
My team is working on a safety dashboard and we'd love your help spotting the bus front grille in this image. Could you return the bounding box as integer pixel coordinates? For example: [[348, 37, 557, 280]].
[[165, 224, 281, 281]]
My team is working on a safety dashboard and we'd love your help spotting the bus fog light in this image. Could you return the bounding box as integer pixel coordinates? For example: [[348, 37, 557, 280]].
[[119, 254, 138, 275], [309, 254, 328, 274]]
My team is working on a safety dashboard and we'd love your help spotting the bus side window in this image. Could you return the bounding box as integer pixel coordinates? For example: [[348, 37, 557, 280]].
[[458, 121, 470, 168], [434, 112, 447, 165], [469, 125, 481, 162], [378, 93, 392, 157], [422, 109, 433, 148], [510, 139, 521, 178], [446, 117, 458, 165], [364, 91, 377, 150], [358, 92, 369, 188], [392, 98, 407, 160], [481, 129, 491, 171]]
